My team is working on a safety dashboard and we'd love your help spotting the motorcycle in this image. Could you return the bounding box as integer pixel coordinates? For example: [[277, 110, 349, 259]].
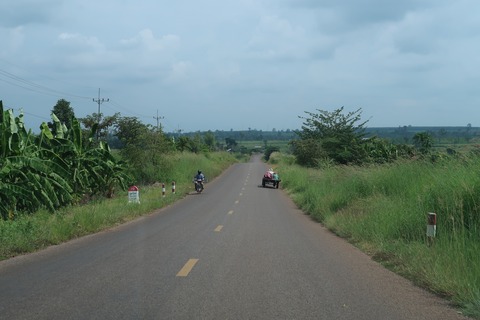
[[193, 178, 204, 193]]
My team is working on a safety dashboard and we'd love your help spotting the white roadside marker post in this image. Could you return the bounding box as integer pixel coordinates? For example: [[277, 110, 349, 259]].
[[128, 185, 140, 204], [427, 212, 436, 246]]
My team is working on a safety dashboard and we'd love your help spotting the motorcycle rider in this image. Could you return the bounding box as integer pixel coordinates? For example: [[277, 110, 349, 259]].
[[194, 170, 205, 190]]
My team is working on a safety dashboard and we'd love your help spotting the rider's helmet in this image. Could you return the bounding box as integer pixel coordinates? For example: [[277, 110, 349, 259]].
[[198, 170, 202, 175]]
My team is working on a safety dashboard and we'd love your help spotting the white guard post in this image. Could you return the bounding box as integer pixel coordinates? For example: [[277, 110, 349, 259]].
[[128, 185, 140, 204]]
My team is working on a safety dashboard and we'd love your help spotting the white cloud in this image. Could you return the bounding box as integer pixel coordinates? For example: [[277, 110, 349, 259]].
[[165, 61, 192, 84], [47, 28, 185, 85], [57, 33, 104, 50], [247, 15, 309, 61], [120, 29, 180, 52]]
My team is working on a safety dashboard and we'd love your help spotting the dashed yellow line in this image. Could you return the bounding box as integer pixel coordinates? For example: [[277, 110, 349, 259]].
[[228, 210, 234, 215], [177, 259, 199, 277], [215, 225, 223, 232], [235, 200, 239, 204]]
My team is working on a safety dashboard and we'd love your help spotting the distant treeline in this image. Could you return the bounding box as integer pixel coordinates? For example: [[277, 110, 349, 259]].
[[169, 126, 480, 144], [168, 129, 295, 142], [366, 126, 480, 144]]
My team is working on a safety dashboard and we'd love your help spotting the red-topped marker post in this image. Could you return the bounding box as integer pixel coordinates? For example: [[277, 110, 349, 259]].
[[128, 185, 140, 204]]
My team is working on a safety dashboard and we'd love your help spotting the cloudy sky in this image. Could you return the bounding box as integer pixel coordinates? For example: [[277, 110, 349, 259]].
[[1, 0, 479, 133]]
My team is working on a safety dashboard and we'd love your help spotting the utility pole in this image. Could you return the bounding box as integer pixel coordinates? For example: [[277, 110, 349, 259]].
[[153, 110, 164, 132], [92, 88, 109, 140]]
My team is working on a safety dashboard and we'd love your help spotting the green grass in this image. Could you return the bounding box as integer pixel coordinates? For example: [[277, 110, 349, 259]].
[[272, 152, 480, 318], [237, 140, 291, 152], [0, 151, 238, 261]]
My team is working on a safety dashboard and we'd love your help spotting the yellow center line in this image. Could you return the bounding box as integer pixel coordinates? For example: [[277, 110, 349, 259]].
[[177, 259, 199, 277], [228, 210, 234, 215], [215, 225, 223, 232], [235, 200, 239, 204], [239, 193, 243, 196], [177, 259, 198, 277]]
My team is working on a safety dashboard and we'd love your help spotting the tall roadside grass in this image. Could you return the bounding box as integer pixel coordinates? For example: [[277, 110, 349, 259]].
[[272, 152, 480, 318], [0, 151, 238, 261]]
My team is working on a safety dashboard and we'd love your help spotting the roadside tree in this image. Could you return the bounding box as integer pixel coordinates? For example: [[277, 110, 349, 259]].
[[412, 132, 433, 154], [203, 131, 217, 151], [50, 99, 75, 128], [294, 107, 368, 165], [79, 112, 120, 142], [113, 116, 173, 184]]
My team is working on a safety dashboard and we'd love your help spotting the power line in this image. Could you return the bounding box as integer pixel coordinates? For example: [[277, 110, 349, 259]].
[[108, 99, 151, 118], [16, 110, 50, 122], [0, 62, 180, 132], [0, 68, 91, 100], [153, 110, 164, 132], [92, 88, 109, 140]]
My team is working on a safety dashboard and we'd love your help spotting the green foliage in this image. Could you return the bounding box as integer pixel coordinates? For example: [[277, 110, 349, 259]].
[[225, 137, 237, 150], [289, 138, 326, 167], [170, 132, 219, 154], [49, 99, 75, 131], [175, 136, 191, 152], [362, 137, 415, 163], [294, 107, 369, 165], [79, 112, 120, 141], [203, 131, 217, 151], [113, 116, 149, 146], [276, 153, 480, 316], [188, 134, 204, 153], [0, 101, 132, 219], [413, 131, 433, 154], [112, 116, 175, 184], [264, 146, 280, 161], [293, 107, 419, 166]]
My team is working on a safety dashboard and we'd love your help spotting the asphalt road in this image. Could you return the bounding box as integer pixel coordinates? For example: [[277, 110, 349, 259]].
[[0, 155, 470, 319]]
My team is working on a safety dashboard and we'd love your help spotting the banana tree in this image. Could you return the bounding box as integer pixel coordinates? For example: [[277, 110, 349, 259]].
[[0, 103, 72, 218], [1, 102, 132, 219], [42, 116, 131, 200]]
